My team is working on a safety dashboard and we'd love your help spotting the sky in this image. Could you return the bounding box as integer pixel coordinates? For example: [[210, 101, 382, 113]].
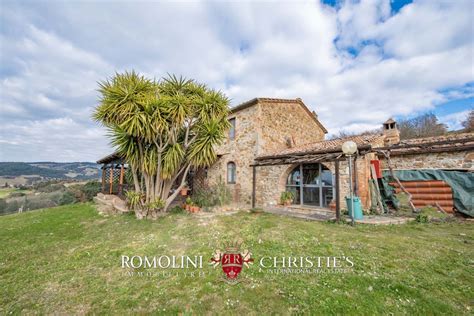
[[0, 0, 473, 162]]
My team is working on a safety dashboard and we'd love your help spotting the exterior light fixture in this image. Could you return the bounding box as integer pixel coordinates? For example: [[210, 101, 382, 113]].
[[342, 140, 357, 226], [342, 141, 357, 155]]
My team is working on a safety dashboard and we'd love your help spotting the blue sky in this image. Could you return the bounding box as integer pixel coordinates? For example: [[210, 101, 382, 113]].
[[0, 0, 472, 162]]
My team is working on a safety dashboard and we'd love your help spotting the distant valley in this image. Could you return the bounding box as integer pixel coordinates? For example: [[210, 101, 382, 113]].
[[0, 162, 101, 186]]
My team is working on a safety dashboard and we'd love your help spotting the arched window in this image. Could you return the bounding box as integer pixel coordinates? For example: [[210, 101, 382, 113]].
[[227, 162, 236, 184], [286, 163, 333, 207]]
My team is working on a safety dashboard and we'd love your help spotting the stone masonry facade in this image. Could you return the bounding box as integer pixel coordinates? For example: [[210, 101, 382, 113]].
[[198, 97, 473, 211], [202, 98, 326, 207]]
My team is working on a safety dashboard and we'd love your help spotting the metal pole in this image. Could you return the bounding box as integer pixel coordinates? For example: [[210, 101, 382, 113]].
[[335, 160, 340, 222], [349, 155, 355, 226], [252, 166, 256, 209]]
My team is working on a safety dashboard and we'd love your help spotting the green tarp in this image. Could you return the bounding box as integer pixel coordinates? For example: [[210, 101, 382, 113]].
[[382, 169, 474, 217]]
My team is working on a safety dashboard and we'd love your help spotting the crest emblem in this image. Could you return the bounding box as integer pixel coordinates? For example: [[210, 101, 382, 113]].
[[210, 241, 253, 284]]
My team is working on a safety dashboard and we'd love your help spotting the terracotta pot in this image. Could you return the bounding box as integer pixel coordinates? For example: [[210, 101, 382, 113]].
[[185, 204, 190, 211], [180, 188, 188, 196], [283, 200, 291, 206]]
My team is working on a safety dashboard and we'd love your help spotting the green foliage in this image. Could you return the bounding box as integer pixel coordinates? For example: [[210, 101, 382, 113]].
[[9, 192, 26, 198], [80, 181, 101, 201], [125, 191, 142, 210], [168, 205, 186, 214], [416, 206, 450, 223], [58, 191, 77, 205], [415, 213, 429, 223], [0, 162, 99, 180], [145, 199, 165, 211], [280, 191, 295, 204], [34, 181, 66, 193], [192, 178, 231, 207], [93, 71, 230, 208]]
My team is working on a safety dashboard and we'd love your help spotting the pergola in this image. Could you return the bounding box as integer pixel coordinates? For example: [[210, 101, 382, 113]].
[[250, 144, 373, 220], [96, 153, 127, 196]]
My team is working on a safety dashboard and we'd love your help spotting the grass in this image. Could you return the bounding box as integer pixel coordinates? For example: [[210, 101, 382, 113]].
[[0, 188, 19, 199], [0, 204, 473, 314]]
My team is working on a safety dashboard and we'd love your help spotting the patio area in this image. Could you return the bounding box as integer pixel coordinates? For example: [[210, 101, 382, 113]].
[[263, 204, 414, 225]]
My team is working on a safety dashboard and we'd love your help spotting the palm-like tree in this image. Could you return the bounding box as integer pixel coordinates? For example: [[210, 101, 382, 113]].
[[94, 71, 230, 219]]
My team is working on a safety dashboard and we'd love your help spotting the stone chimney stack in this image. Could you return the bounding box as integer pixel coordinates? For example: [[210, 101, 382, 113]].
[[383, 118, 400, 145]]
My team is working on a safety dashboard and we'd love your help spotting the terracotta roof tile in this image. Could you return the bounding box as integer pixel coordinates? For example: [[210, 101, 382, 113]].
[[260, 134, 384, 158]]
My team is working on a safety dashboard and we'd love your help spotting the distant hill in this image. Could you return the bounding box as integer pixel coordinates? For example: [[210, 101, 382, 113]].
[[0, 162, 100, 184]]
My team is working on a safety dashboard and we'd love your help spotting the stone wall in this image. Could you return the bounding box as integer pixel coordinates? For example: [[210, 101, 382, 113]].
[[379, 151, 473, 171], [202, 99, 327, 207], [258, 101, 325, 155], [204, 105, 259, 205]]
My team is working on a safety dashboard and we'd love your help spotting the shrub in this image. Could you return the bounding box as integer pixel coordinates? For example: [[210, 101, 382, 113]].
[[415, 213, 429, 223], [280, 191, 295, 204], [169, 206, 185, 214], [81, 181, 101, 201], [35, 181, 65, 193], [58, 191, 77, 205], [125, 191, 142, 210], [193, 177, 232, 208]]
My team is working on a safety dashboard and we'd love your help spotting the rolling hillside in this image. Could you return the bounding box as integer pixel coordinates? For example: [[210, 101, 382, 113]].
[[0, 162, 100, 185]]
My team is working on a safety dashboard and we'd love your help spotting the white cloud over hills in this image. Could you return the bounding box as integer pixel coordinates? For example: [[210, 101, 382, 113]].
[[0, 0, 472, 161]]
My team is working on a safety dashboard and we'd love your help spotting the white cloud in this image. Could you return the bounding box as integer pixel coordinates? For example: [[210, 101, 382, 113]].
[[0, 0, 473, 161], [439, 110, 471, 130]]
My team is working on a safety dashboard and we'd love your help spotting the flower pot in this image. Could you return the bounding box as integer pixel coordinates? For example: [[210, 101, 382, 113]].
[[180, 188, 188, 196], [284, 200, 291, 206], [185, 204, 191, 211]]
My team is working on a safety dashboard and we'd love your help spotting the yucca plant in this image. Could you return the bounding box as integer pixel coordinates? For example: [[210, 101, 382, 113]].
[[94, 71, 230, 219]]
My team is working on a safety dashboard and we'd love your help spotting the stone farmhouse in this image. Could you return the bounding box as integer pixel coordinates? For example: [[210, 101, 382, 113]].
[[97, 97, 474, 216], [193, 98, 473, 215]]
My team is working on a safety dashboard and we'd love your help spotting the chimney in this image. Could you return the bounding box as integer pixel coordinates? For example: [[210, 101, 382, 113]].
[[383, 118, 400, 145]]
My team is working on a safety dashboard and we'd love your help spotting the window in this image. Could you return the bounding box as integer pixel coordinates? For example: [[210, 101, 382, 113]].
[[229, 118, 236, 140], [286, 163, 333, 207], [227, 162, 236, 184]]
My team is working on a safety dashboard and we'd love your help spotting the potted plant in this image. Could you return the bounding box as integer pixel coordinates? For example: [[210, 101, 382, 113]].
[[280, 191, 295, 206], [180, 186, 189, 196], [185, 197, 193, 211]]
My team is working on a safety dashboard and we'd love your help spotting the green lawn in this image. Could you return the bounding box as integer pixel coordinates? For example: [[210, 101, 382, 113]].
[[0, 204, 472, 314], [0, 188, 19, 199]]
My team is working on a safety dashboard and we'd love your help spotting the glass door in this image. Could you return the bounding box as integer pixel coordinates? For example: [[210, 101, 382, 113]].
[[286, 163, 333, 208]]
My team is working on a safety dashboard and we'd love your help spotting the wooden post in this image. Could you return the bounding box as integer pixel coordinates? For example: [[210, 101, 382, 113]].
[[109, 164, 114, 194], [101, 165, 106, 193], [119, 164, 125, 195], [335, 159, 340, 222], [252, 165, 256, 208]]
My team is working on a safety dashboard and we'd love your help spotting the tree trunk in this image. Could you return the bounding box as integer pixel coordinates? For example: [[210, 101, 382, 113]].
[[164, 164, 192, 211], [132, 167, 141, 193]]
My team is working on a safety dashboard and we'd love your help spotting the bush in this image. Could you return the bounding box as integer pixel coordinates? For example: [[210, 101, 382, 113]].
[[415, 213, 429, 223], [35, 181, 65, 193], [64, 181, 101, 202], [58, 191, 77, 205], [192, 178, 232, 208], [80, 181, 101, 201], [169, 206, 186, 214]]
